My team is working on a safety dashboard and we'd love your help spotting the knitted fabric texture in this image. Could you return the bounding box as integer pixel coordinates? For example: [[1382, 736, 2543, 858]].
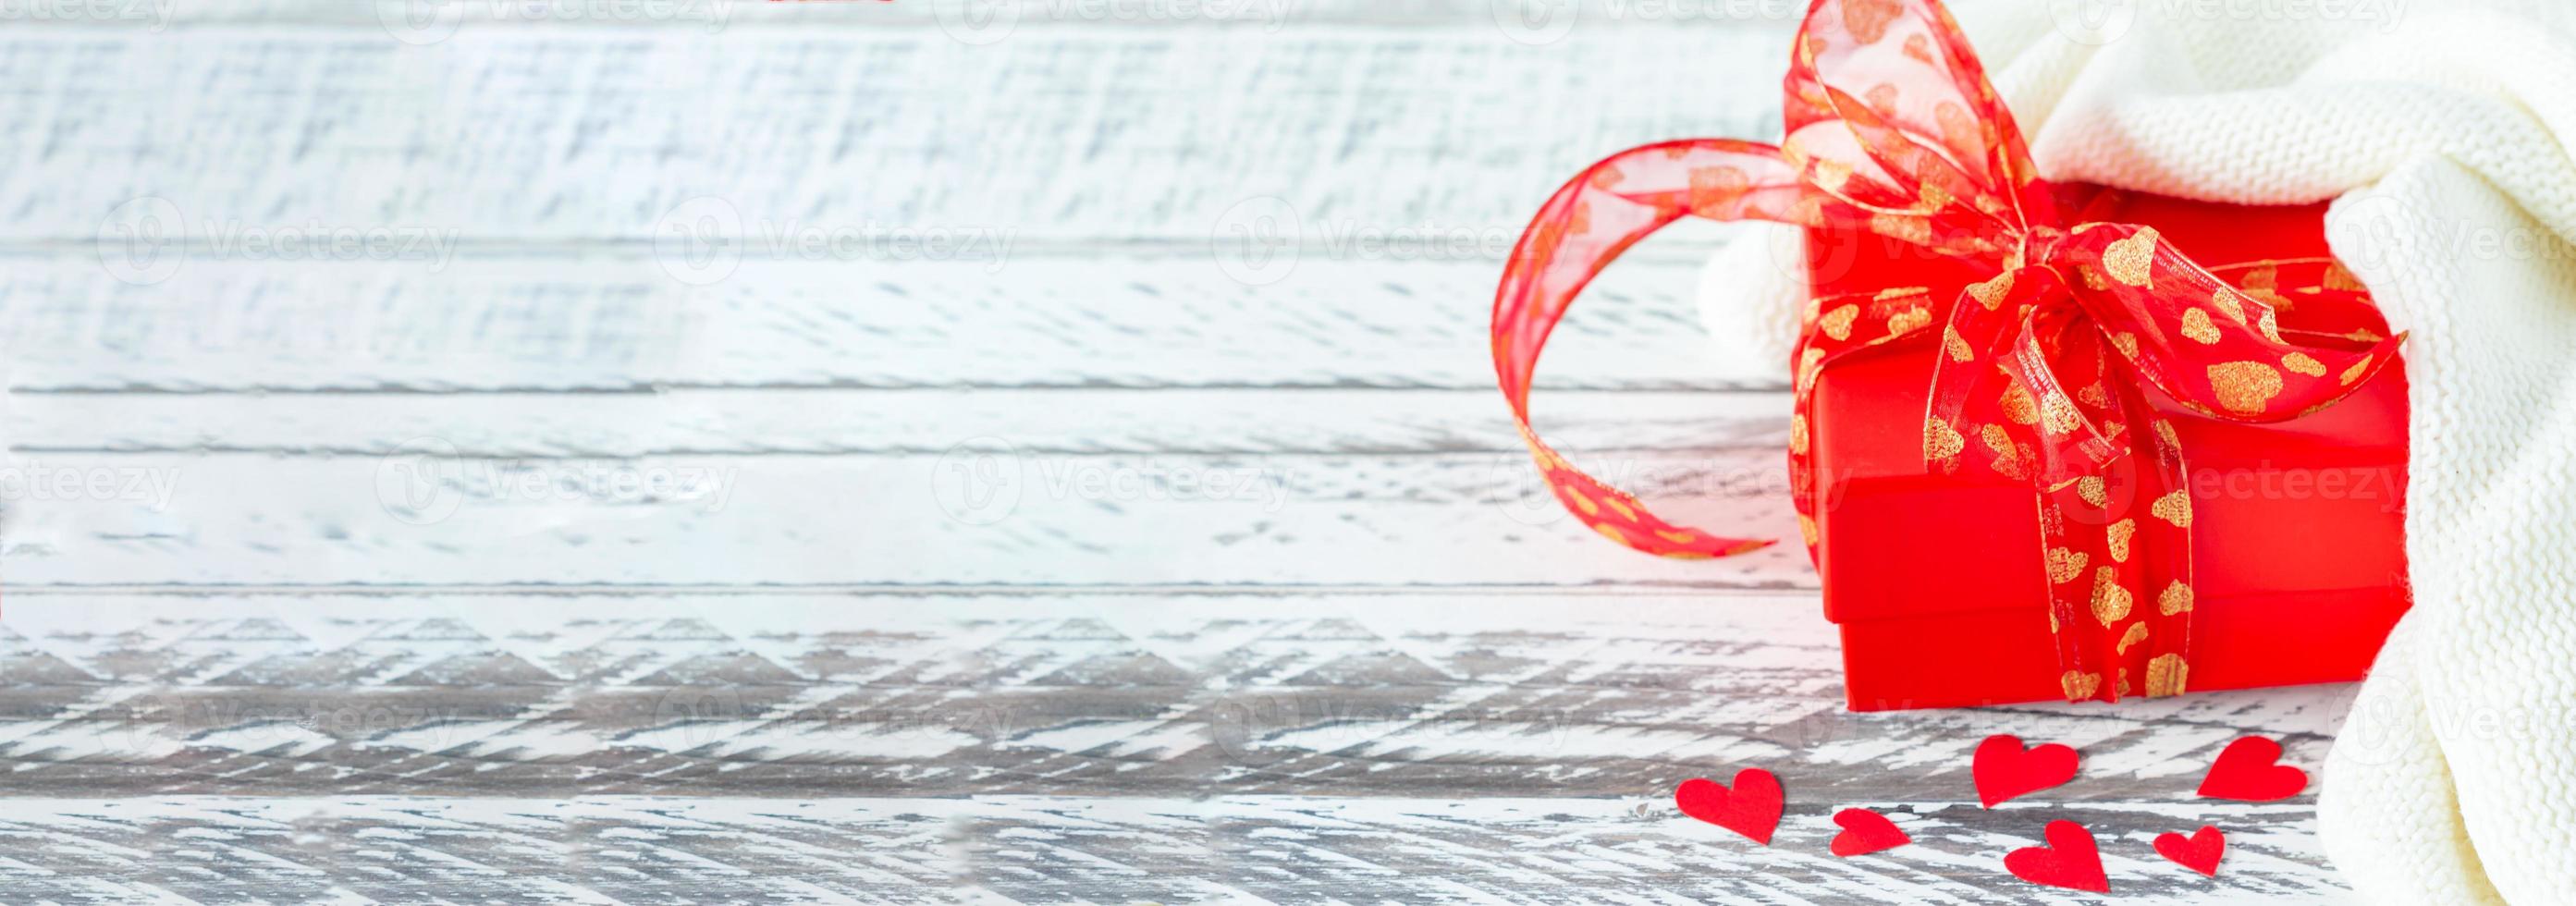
[[1695, 2, 2576, 900]]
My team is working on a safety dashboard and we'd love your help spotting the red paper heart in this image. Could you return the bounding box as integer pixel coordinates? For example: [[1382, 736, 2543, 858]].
[[2198, 736, 2309, 802], [1674, 768, 1784, 845], [1828, 807, 1910, 857], [2154, 825, 2226, 876], [2005, 819, 2110, 893], [1972, 734, 2079, 807]]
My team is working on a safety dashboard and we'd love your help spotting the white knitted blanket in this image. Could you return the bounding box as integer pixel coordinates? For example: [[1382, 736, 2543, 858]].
[[1697, 2, 2576, 900]]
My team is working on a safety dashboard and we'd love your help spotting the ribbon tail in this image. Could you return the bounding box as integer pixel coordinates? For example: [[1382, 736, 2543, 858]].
[[2112, 371, 2196, 700], [1493, 140, 1809, 558]]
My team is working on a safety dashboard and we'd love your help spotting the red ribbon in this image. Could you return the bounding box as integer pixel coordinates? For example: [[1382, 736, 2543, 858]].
[[1493, 0, 2403, 702]]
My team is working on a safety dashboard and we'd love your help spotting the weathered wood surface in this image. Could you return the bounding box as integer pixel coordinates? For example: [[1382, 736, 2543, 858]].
[[0, 595, 2349, 902], [0, 797, 2337, 903], [0, 6, 2361, 902], [15, 0, 1816, 30], [5, 449, 1818, 588], [11, 388, 1789, 455], [0, 594, 2352, 795], [0, 32, 1787, 241], [0, 255, 1766, 392]]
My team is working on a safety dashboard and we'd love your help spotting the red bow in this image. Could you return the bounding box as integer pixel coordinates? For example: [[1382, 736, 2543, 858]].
[[1493, 0, 2403, 702]]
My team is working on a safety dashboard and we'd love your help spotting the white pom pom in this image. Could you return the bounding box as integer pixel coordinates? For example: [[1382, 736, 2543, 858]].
[[1696, 222, 1810, 385]]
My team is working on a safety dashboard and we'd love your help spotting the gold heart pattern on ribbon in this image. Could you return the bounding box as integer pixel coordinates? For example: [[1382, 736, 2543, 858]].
[[1491, 0, 2404, 702]]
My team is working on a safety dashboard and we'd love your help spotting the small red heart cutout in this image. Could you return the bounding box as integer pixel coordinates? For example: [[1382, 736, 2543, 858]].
[[1972, 734, 2079, 807], [2005, 819, 2109, 893], [2154, 826, 2226, 876], [1674, 768, 1784, 845], [2198, 736, 2308, 802], [1828, 807, 1909, 857]]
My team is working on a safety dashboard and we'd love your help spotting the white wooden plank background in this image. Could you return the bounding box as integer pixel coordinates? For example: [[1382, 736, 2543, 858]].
[[0, 1, 2361, 901]]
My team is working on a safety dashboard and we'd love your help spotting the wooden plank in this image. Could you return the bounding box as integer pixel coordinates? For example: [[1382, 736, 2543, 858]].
[[0, 31, 1785, 242], [1196, 797, 2338, 903], [0, 593, 2349, 800], [0, 796, 2340, 903], [0, 449, 1817, 587], [26, 0, 1810, 31], [0, 252, 1786, 392], [8, 388, 1788, 456], [0, 797, 953, 904]]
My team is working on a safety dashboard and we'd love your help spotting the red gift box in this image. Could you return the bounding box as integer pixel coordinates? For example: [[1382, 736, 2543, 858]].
[[1809, 190, 2410, 710], [1490, 0, 2414, 709]]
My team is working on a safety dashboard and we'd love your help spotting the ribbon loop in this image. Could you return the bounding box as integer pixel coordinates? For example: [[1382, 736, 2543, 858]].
[[1494, 140, 1811, 558]]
